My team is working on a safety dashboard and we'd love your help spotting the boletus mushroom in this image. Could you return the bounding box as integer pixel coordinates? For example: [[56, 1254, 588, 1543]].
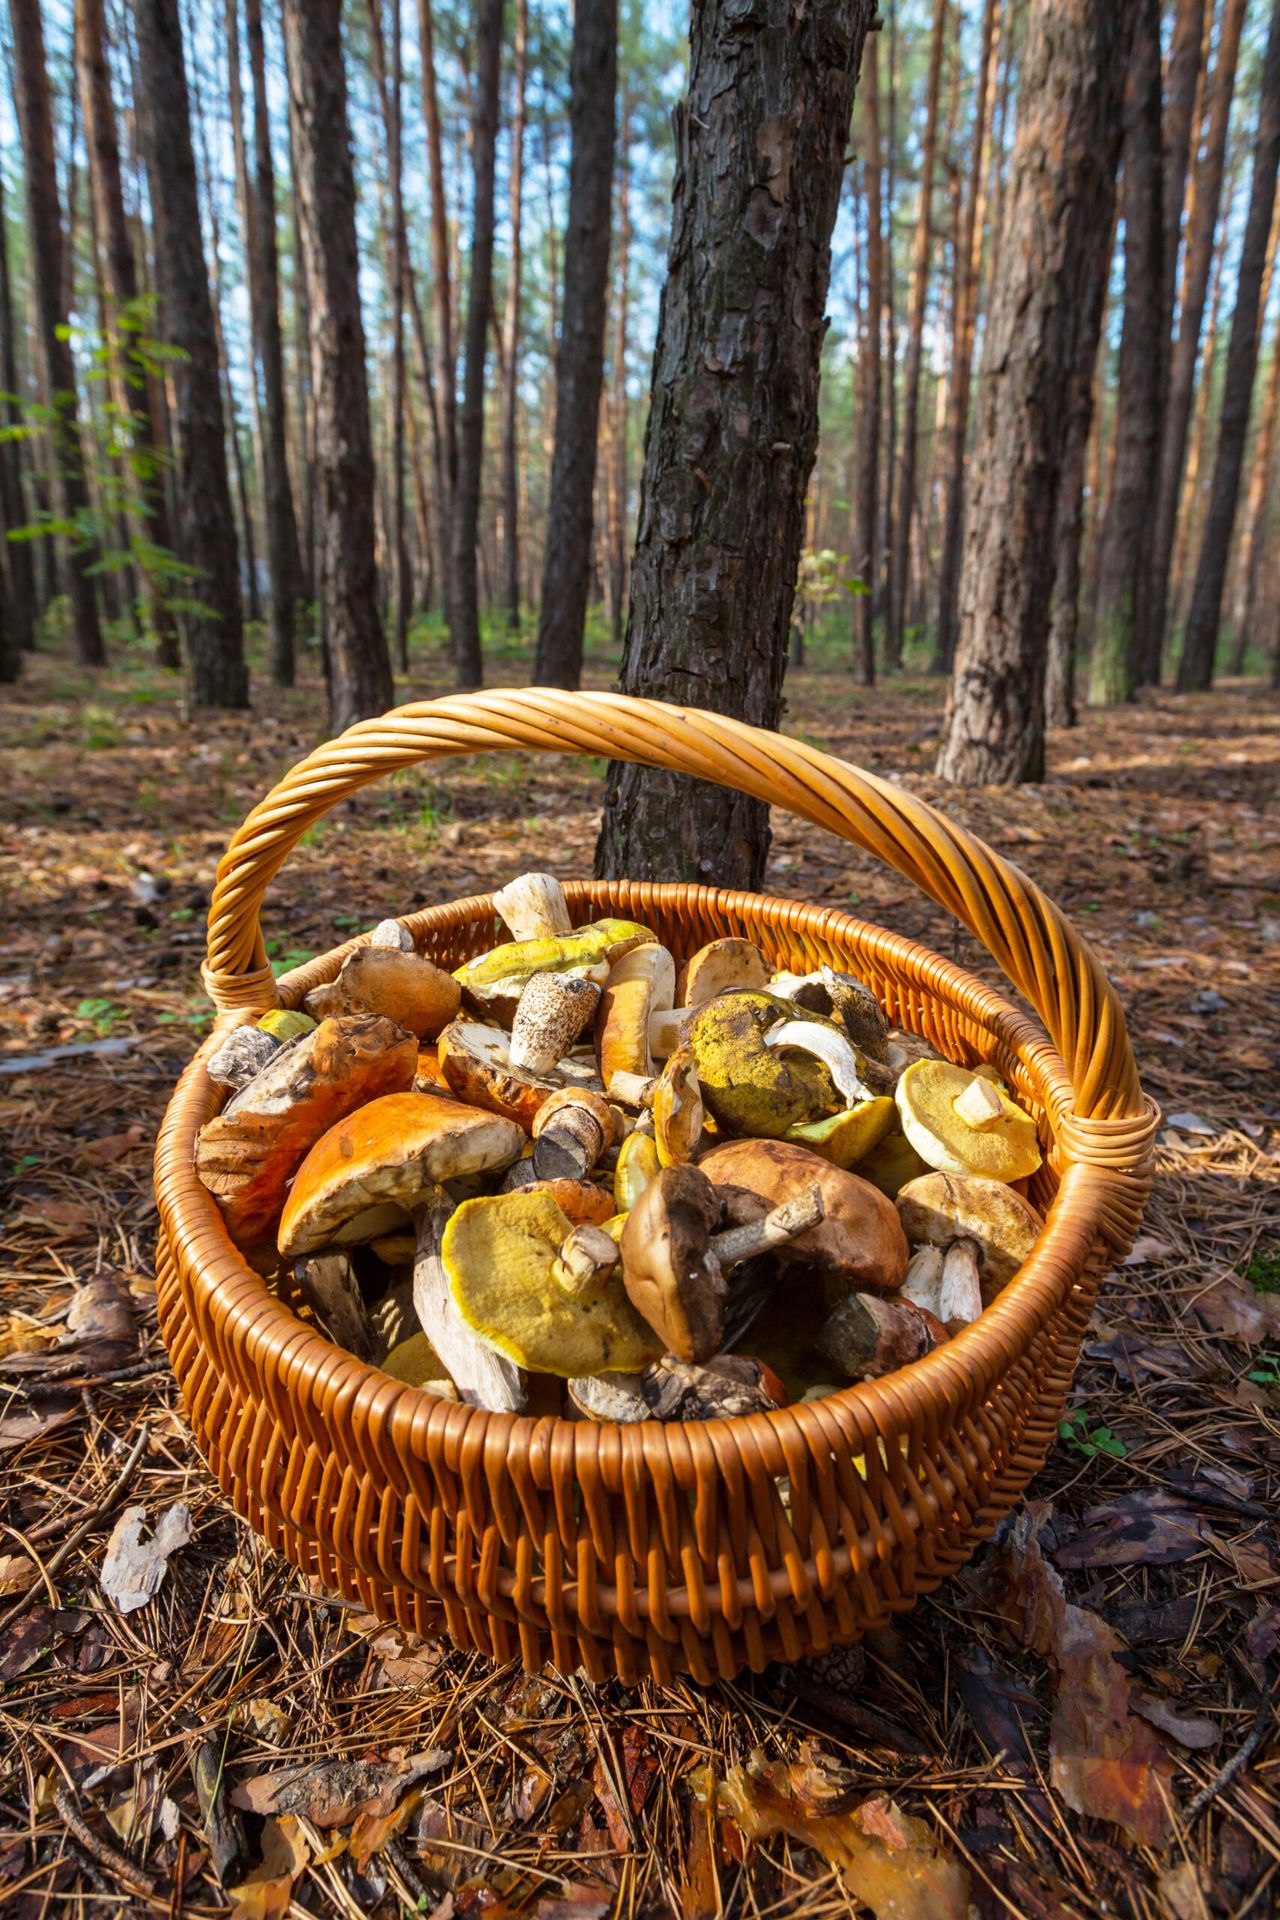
[[895, 1059, 1042, 1182], [453, 918, 653, 1024], [817, 1291, 947, 1381], [530, 1087, 617, 1180], [686, 992, 850, 1138], [508, 972, 600, 1075], [304, 944, 461, 1040], [675, 938, 771, 1008], [568, 1355, 784, 1423], [493, 872, 573, 941], [437, 1018, 602, 1129], [896, 1171, 1042, 1306], [596, 942, 676, 1093]]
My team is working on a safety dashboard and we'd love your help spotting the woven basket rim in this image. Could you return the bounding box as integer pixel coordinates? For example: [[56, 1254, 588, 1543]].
[[158, 880, 1123, 1451]]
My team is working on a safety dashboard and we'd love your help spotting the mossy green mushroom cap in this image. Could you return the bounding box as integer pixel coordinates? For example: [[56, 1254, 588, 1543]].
[[686, 991, 850, 1138]]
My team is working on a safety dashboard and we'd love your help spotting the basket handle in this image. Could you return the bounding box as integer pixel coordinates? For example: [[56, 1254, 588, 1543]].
[[203, 689, 1147, 1127]]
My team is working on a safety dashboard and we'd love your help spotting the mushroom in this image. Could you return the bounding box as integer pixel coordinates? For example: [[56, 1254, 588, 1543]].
[[686, 992, 848, 1138], [493, 872, 573, 941], [651, 1047, 704, 1165], [855, 1127, 932, 1199], [291, 1251, 376, 1360], [675, 937, 771, 1007], [304, 945, 461, 1040], [568, 1355, 784, 1423], [895, 1058, 1042, 1182], [769, 966, 890, 1063], [195, 1015, 419, 1254], [509, 972, 601, 1075], [531, 1087, 617, 1179], [552, 1223, 621, 1298], [785, 1096, 897, 1169], [614, 1129, 661, 1212], [618, 1164, 826, 1364], [440, 1191, 664, 1377], [896, 1171, 1042, 1305], [763, 1019, 878, 1107], [380, 1330, 458, 1395], [453, 918, 654, 1024], [817, 1291, 947, 1381], [207, 1024, 280, 1092], [596, 943, 677, 1091], [370, 918, 415, 951], [647, 1004, 696, 1060], [698, 1137, 910, 1300], [258, 1008, 319, 1044], [437, 1018, 602, 1129], [415, 1186, 527, 1408], [514, 1177, 616, 1227], [276, 1090, 524, 1257]]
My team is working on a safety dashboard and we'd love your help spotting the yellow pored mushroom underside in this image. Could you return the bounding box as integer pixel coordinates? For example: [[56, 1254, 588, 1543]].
[[442, 1191, 663, 1377], [895, 1058, 1042, 1181]]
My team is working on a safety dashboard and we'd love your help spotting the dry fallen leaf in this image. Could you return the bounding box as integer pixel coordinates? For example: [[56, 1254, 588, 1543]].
[[1055, 1490, 1214, 1568], [228, 1814, 312, 1920], [695, 1747, 970, 1918], [231, 1748, 451, 1828], [0, 1392, 79, 1449], [100, 1502, 192, 1613]]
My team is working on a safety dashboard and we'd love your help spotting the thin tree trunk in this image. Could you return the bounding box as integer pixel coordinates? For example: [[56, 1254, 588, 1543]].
[[1144, 0, 1247, 685], [77, 0, 180, 666], [533, 0, 617, 689], [500, 0, 527, 633], [1179, 0, 1280, 692], [934, 0, 997, 674], [242, 0, 304, 683], [938, 0, 1131, 786], [1161, 0, 1206, 366], [1089, 0, 1164, 706], [282, 0, 393, 728], [890, 0, 947, 668], [1170, 168, 1234, 632], [387, 0, 408, 670], [450, 0, 503, 688], [0, 165, 36, 655], [10, 0, 106, 667], [606, 75, 632, 649], [418, 0, 456, 626], [596, 0, 877, 886], [1230, 304, 1280, 669], [287, 118, 316, 609], [854, 30, 882, 690], [879, 0, 898, 658]]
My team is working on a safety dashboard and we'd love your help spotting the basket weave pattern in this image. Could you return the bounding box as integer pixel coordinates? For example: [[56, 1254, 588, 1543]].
[[154, 692, 1155, 1683]]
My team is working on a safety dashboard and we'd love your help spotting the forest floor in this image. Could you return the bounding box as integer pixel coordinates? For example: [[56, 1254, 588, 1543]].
[[1, 634, 1278, 1920]]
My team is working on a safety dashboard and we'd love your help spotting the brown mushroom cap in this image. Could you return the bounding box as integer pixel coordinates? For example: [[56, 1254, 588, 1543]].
[[895, 1171, 1042, 1301], [596, 943, 676, 1087], [675, 937, 771, 1007], [277, 1090, 524, 1257], [304, 946, 461, 1040], [619, 1164, 725, 1363], [697, 1137, 909, 1298], [437, 1017, 601, 1129]]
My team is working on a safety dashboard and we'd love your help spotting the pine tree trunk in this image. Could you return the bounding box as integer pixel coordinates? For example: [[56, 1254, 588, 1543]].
[[934, 0, 997, 674], [937, 0, 1130, 786], [450, 0, 503, 688], [418, 0, 456, 625], [595, 0, 876, 887], [889, 0, 946, 668], [1089, 0, 1164, 706], [1144, 0, 1247, 686], [77, 0, 179, 667], [1160, 0, 1206, 360], [533, 0, 617, 689], [1230, 305, 1280, 668], [242, 0, 304, 684], [386, 0, 408, 671], [282, 0, 393, 728], [1179, 0, 1280, 692], [854, 30, 882, 690], [0, 165, 36, 656], [608, 78, 632, 649], [501, 0, 528, 634], [135, 0, 246, 705], [879, 0, 899, 653], [11, 0, 106, 667]]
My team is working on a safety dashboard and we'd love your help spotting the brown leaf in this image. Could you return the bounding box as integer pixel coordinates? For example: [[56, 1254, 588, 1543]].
[[65, 1272, 136, 1346], [0, 1607, 89, 1681], [228, 1815, 311, 1920], [1191, 1271, 1280, 1344], [232, 1748, 450, 1828], [1055, 1491, 1214, 1568], [1129, 1690, 1220, 1751], [0, 1392, 79, 1449], [79, 1123, 146, 1166]]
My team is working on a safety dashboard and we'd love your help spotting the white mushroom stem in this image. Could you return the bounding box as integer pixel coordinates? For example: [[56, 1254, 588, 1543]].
[[938, 1239, 984, 1331], [709, 1183, 825, 1269], [412, 1187, 526, 1411], [293, 1253, 376, 1360], [370, 918, 414, 951], [607, 1069, 658, 1109], [207, 1024, 279, 1091], [764, 1020, 876, 1106], [952, 1076, 1007, 1130], [648, 1006, 693, 1059], [493, 873, 572, 940], [509, 972, 600, 1075], [900, 1244, 946, 1317], [553, 1225, 619, 1299]]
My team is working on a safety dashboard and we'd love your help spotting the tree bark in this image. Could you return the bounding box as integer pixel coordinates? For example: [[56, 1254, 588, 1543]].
[[450, 0, 503, 688], [1160, 0, 1206, 369], [1089, 0, 1164, 706], [387, 0, 408, 670], [595, 0, 876, 886], [0, 164, 36, 656], [282, 0, 393, 728], [241, 0, 305, 684], [501, 0, 527, 633], [878, 0, 899, 651], [1179, 0, 1280, 692], [417, 0, 456, 625], [135, 0, 246, 704], [10, 0, 106, 667], [933, 0, 997, 675], [854, 30, 882, 689], [889, 0, 946, 669], [937, 0, 1130, 786], [1144, 0, 1247, 686], [1230, 303, 1280, 669], [533, 0, 617, 689], [77, 0, 180, 667]]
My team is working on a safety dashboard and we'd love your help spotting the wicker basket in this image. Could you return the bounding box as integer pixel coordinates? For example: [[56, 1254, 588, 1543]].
[[154, 691, 1156, 1684]]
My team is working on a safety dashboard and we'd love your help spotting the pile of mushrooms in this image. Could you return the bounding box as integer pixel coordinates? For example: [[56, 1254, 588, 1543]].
[[193, 873, 1046, 1421]]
